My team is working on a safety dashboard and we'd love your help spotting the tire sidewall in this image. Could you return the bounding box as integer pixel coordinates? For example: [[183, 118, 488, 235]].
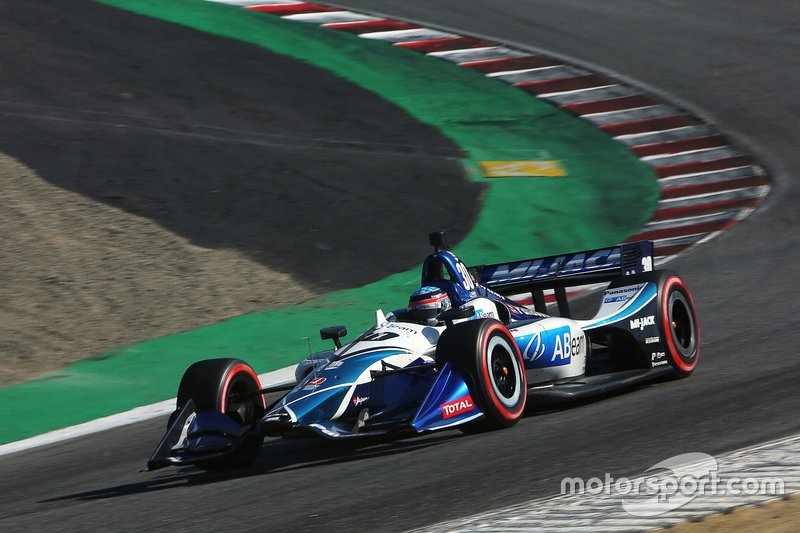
[[437, 318, 526, 429], [476, 322, 526, 422], [177, 358, 265, 421], [659, 275, 700, 375]]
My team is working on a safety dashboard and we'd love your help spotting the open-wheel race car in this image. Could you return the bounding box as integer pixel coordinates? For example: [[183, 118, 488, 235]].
[[147, 231, 699, 471]]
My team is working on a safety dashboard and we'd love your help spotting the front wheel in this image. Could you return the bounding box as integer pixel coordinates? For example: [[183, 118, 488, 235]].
[[172, 358, 266, 470], [436, 319, 527, 432]]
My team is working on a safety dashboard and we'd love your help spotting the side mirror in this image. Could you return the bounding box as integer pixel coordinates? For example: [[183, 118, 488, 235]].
[[439, 306, 474, 327], [320, 326, 347, 349]]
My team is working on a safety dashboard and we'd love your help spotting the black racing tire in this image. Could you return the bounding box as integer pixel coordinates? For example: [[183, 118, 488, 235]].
[[610, 270, 700, 377], [658, 273, 700, 377], [171, 358, 266, 470], [436, 319, 527, 432]]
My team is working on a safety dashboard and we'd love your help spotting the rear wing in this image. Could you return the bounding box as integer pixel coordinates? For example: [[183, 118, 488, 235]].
[[471, 241, 654, 317]]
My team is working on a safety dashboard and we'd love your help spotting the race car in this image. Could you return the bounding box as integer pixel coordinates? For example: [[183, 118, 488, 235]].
[[147, 231, 699, 471]]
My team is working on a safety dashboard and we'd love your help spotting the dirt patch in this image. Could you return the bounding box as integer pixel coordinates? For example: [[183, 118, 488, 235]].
[[0, 0, 475, 291], [0, 153, 313, 386], [655, 495, 800, 532]]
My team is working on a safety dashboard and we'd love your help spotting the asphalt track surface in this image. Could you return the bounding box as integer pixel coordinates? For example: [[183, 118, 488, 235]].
[[2, 1, 799, 530]]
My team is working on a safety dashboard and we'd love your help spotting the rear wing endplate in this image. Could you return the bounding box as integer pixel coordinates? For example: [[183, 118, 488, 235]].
[[471, 241, 654, 317]]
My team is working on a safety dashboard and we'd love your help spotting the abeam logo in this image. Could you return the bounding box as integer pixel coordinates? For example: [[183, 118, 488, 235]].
[[630, 315, 655, 331], [441, 395, 475, 419]]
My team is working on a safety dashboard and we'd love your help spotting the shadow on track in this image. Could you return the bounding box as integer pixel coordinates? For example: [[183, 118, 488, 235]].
[[39, 431, 459, 503]]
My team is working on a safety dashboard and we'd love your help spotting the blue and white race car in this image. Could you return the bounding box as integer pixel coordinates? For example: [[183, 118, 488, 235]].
[[147, 232, 699, 470]]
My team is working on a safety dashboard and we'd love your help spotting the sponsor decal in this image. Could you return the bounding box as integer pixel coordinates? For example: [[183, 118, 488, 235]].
[[571, 334, 584, 357], [630, 315, 656, 331], [645, 336, 660, 345], [326, 360, 343, 369], [440, 395, 475, 419], [484, 248, 621, 284], [521, 331, 546, 362], [352, 395, 369, 407], [479, 160, 567, 178], [304, 376, 326, 389], [363, 331, 401, 342], [520, 326, 580, 368], [606, 286, 639, 295], [309, 423, 340, 438], [603, 285, 641, 304], [651, 352, 668, 366], [476, 310, 496, 319], [385, 323, 418, 334]]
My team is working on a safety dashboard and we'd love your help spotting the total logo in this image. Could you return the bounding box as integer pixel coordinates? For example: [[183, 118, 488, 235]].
[[352, 395, 369, 407], [629, 315, 656, 331], [440, 395, 475, 419]]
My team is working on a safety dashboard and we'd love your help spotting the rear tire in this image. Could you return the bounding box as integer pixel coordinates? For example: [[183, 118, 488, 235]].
[[172, 358, 266, 470], [609, 270, 700, 377], [659, 274, 699, 377], [436, 319, 527, 432]]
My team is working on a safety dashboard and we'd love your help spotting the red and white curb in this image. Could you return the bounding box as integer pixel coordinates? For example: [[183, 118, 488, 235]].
[[209, 0, 772, 270], [413, 433, 800, 532]]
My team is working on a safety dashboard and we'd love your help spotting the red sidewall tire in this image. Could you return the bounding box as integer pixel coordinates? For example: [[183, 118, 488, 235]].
[[219, 363, 266, 413], [436, 319, 527, 430], [478, 322, 527, 422], [176, 358, 265, 423], [173, 358, 265, 470], [661, 276, 700, 376]]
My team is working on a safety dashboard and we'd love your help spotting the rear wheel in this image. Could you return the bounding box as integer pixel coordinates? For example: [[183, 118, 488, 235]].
[[660, 275, 699, 377], [436, 319, 527, 432], [172, 358, 266, 470], [608, 270, 699, 377]]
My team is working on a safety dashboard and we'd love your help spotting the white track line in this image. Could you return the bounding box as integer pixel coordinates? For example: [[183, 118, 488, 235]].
[[284, 11, 378, 24], [541, 84, 639, 105], [582, 105, 679, 126], [428, 46, 528, 63], [359, 28, 456, 42], [614, 125, 715, 146], [491, 65, 585, 84], [0, 365, 297, 457]]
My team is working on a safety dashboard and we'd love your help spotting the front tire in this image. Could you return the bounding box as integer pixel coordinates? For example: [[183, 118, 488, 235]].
[[436, 319, 527, 432], [173, 358, 266, 470]]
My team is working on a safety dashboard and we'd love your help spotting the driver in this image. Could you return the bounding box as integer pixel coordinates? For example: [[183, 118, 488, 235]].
[[408, 286, 452, 326]]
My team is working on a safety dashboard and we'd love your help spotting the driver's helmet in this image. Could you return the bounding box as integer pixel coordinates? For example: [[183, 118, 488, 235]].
[[408, 286, 451, 326]]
